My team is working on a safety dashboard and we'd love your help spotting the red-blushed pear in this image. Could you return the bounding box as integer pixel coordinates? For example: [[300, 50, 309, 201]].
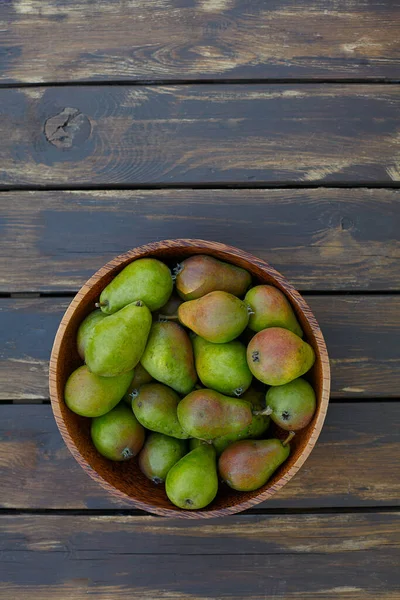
[[247, 327, 315, 386], [245, 285, 303, 336], [177, 388, 253, 441], [178, 291, 250, 343], [212, 386, 270, 455], [175, 254, 251, 300], [219, 433, 294, 492]]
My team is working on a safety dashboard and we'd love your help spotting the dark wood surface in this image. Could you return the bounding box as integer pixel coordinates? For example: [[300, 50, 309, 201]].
[[1, 85, 400, 187], [1, 189, 399, 292], [1, 295, 399, 400], [0, 0, 399, 594], [1, 512, 398, 599], [1, 0, 399, 83]]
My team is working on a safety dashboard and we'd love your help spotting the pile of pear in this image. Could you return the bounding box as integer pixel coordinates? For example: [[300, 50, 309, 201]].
[[65, 254, 317, 510]]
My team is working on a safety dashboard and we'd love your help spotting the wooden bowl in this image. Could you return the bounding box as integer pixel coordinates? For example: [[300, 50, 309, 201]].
[[50, 239, 330, 518]]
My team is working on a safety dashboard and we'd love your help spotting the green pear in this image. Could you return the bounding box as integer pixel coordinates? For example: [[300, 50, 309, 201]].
[[99, 258, 173, 314], [122, 363, 153, 405], [189, 438, 208, 451], [193, 336, 252, 396], [212, 387, 270, 455], [178, 291, 249, 343], [85, 301, 152, 377], [247, 327, 315, 386], [219, 433, 294, 492], [266, 377, 316, 431], [245, 285, 303, 336], [166, 445, 218, 510], [140, 322, 197, 395], [65, 365, 133, 417], [132, 383, 190, 439], [77, 309, 107, 360], [91, 403, 145, 461], [177, 389, 252, 440], [175, 254, 251, 300], [138, 433, 187, 483]]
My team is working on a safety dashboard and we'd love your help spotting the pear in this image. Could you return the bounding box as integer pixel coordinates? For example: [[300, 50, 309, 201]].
[[177, 388, 252, 440], [154, 293, 183, 320], [266, 377, 316, 431], [132, 382, 189, 439], [140, 322, 197, 395], [99, 258, 173, 314], [122, 363, 153, 405], [77, 309, 107, 360], [219, 433, 294, 492], [138, 433, 187, 484], [65, 365, 133, 417], [85, 301, 152, 377], [245, 285, 303, 336], [193, 336, 252, 397], [166, 445, 218, 510], [91, 403, 145, 461], [178, 291, 249, 343], [189, 438, 208, 451], [175, 254, 251, 300], [247, 327, 315, 386], [212, 387, 270, 455]]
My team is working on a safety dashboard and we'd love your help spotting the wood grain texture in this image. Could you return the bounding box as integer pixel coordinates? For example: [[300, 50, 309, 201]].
[[1, 295, 398, 401], [1, 0, 399, 83], [48, 239, 330, 517], [1, 85, 400, 186], [1, 189, 399, 292], [0, 512, 398, 599], [0, 402, 398, 510]]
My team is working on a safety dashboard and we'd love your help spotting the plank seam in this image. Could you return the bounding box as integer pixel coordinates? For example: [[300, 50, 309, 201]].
[[0, 79, 399, 90], [0, 506, 398, 516], [1, 183, 400, 192]]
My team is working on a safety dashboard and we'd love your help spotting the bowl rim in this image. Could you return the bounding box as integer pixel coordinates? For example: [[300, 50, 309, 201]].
[[49, 239, 331, 518]]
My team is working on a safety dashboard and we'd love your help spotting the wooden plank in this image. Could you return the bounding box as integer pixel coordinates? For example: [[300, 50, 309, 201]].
[[1, 189, 399, 292], [1, 0, 399, 83], [1, 85, 400, 186], [0, 512, 398, 599], [0, 402, 398, 510], [1, 296, 399, 400]]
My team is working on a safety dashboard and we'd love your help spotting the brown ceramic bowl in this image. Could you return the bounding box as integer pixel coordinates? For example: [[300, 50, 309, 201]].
[[50, 239, 330, 518]]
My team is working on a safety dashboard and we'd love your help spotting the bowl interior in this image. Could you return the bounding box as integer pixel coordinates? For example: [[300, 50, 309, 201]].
[[50, 240, 330, 517]]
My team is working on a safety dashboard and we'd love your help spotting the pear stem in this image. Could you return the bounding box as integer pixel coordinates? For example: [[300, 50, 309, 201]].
[[282, 431, 295, 446], [253, 406, 273, 416], [95, 301, 108, 308], [158, 314, 179, 321]]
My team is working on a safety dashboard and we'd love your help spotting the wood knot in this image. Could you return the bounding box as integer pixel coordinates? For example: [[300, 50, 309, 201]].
[[340, 216, 354, 231], [44, 107, 91, 149]]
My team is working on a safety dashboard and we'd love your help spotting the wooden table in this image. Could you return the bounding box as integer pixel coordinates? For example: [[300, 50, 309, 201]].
[[0, 1, 399, 598]]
